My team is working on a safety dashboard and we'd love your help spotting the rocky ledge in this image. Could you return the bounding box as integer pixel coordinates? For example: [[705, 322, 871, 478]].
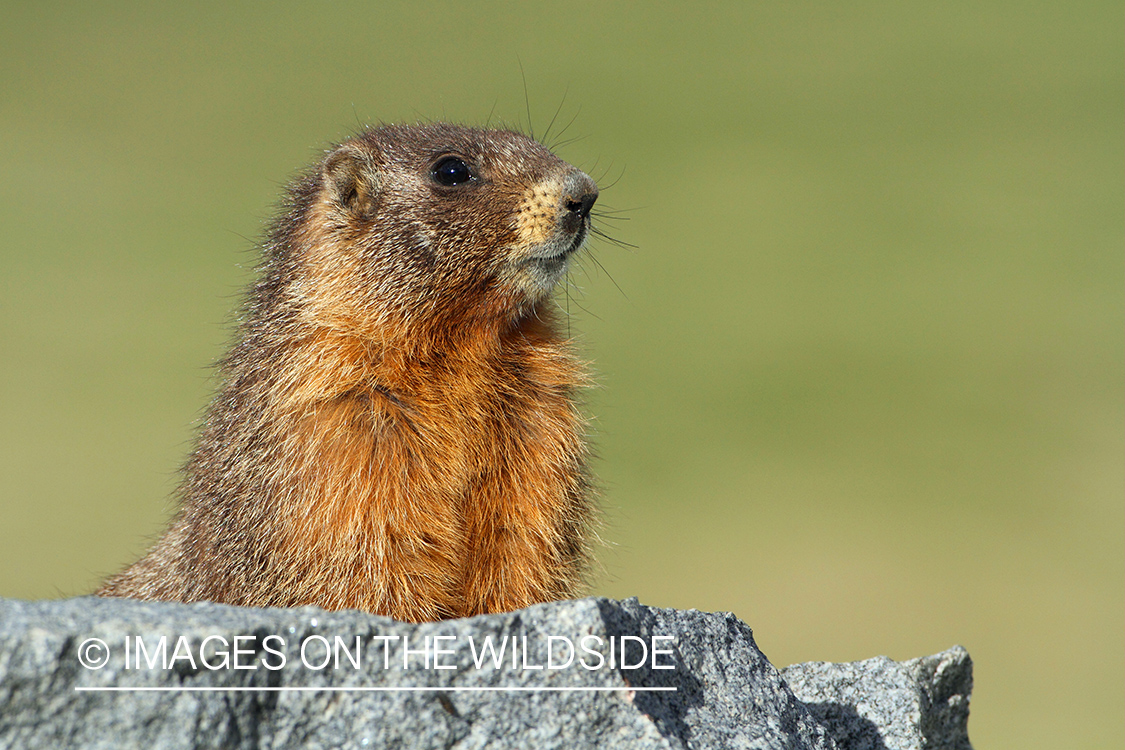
[[0, 596, 972, 749]]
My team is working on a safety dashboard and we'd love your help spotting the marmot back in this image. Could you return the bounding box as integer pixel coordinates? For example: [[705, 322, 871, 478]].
[[98, 123, 600, 622]]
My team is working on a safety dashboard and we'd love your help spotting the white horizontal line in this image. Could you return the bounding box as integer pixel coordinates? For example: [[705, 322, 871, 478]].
[[75, 686, 675, 693]]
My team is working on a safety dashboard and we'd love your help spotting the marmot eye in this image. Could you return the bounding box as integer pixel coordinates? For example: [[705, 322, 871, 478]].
[[431, 156, 474, 187]]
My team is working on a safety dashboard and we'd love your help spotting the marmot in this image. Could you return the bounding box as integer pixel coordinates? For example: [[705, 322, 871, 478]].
[[98, 123, 600, 622]]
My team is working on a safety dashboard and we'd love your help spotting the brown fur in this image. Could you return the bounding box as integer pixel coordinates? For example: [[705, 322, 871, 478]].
[[98, 123, 599, 622]]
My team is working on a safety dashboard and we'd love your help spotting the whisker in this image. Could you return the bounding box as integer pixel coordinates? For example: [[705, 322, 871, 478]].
[[550, 133, 591, 151], [542, 86, 569, 145], [519, 60, 534, 139], [590, 226, 638, 251], [584, 250, 629, 300], [594, 164, 627, 191], [547, 107, 584, 151], [558, 273, 602, 321]]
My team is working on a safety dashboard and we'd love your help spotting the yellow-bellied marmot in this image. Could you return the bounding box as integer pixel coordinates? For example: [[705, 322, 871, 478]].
[[98, 123, 600, 623]]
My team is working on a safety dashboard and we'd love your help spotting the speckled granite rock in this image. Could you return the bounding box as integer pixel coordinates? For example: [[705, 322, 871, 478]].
[[0, 597, 971, 749], [782, 647, 973, 750]]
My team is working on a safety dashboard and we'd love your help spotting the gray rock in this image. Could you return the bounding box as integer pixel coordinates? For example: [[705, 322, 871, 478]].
[[0, 596, 971, 749], [781, 648, 973, 750]]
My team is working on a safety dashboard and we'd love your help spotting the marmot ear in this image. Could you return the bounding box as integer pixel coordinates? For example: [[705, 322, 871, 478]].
[[321, 145, 381, 216]]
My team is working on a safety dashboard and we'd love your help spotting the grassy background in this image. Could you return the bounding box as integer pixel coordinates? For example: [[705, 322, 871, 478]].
[[1, 2, 1120, 747]]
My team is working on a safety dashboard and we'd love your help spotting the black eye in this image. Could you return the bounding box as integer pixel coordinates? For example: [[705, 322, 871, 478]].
[[431, 156, 474, 187]]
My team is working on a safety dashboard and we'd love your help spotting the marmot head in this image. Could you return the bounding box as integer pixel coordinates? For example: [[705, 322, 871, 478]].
[[275, 124, 598, 338]]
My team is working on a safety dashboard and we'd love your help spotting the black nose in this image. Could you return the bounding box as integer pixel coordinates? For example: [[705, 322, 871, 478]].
[[566, 191, 598, 218], [564, 172, 599, 219]]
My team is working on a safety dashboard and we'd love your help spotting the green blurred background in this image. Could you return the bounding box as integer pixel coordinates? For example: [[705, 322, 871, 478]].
[[1, 2, 1121, 746]]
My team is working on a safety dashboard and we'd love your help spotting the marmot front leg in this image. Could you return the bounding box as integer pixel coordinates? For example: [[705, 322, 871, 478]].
[[461, 479, 587, 615]]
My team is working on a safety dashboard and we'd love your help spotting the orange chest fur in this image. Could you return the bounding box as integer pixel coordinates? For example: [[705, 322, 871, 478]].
[[270, 332, 584, 549]]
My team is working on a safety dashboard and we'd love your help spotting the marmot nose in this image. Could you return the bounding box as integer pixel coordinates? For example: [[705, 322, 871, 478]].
[[564, 173, 599, 219]]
